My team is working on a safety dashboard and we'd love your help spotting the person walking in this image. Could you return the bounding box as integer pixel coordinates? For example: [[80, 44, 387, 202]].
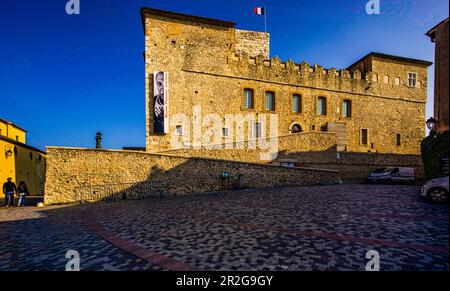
[[3, 178, 16, 208], [17, 181, 29, 207]]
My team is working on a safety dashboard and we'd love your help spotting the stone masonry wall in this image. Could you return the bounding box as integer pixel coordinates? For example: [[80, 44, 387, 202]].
[[296, 152, 424, 183], [143, 12, 429, 155], [434, 20, 449, 132], [160, 132, 337, 164], [44, 147, 339, 205], [158, 130, 423, 183], [234, 29, 270, 58]]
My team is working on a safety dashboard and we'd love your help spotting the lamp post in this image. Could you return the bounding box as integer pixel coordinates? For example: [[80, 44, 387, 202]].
[[426, 117, 438, 136]]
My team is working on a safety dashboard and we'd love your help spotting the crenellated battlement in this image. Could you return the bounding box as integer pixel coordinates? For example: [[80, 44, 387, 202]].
[[144, 7, 429, 156], [225, 53, 370, 92]]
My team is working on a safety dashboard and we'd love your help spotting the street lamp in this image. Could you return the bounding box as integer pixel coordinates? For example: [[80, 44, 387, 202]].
[[4, 147, 13, 158], [426, 117, 438, 132]]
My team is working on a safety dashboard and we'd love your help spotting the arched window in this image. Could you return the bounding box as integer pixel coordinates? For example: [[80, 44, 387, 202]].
[[290, 123, 302, 134]]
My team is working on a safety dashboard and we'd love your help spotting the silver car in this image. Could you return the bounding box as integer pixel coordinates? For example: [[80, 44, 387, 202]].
[[421, 176, 449, 203], [367, 167, 415, 184]]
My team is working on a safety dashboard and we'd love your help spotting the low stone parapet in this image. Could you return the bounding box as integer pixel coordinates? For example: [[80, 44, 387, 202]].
[[44, 147, 339, 205]]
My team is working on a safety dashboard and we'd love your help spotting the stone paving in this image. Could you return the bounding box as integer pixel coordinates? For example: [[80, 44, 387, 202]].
[[0, 184, 448, 271], [0, 207, 165, 271]]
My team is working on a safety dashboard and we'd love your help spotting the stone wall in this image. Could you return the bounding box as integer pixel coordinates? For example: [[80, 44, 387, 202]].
[[234, 29, 270, 58], [157, 130, 423, 183], [281, 151, 424, 183], [159, 132, 337, 163], [44, 147, 339, 205], [433, 20, 449, 132]]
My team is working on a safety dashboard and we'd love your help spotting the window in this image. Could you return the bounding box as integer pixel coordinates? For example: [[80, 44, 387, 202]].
[[317, 97, 327, 116], [252, 122, 262, 139], [372, 73, 378, 82], [394, 77, 401, 85], [311, 125, 316, 131], [222, 128, 229, 138], [29, 152, 33, 160], [408, 73, 417, 87], [175, 125, 183, 136], [291, 124, 302, 134], [16, 136, 19, 142], [342, 99, 352, 118], [265, 91, 275, 111], [361, 129, 368, 145], [244, 89, 254, 109], [396, 134, 401, 146], [384, 76, 390, 84], [292, 94, 301, 113]]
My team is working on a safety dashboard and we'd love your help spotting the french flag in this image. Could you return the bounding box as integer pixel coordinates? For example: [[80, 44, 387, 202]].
[[254, 7, 265, 15]]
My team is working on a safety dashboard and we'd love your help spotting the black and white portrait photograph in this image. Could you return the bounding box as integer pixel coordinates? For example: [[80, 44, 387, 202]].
[[154, 71, 167, 133]]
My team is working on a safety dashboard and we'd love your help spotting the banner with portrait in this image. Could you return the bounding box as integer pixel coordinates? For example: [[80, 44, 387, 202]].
[[153, 71, 169, 133]]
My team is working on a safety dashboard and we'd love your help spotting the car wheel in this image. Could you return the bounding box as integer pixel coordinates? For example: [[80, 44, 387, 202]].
[[427, 188, 449, 203]]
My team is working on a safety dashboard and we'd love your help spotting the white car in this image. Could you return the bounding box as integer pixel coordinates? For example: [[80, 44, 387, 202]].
[[421, 176, 449, 203]]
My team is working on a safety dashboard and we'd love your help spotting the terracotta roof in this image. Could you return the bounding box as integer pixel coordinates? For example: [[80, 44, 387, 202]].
[[0, 118, 27, 132], [426, 18, 449, 41], [347, 52, 433, 70], [140, 7, 236, 32]]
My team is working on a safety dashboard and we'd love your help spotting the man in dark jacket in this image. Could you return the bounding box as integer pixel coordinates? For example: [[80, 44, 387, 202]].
[[3, 178, 16, 208]]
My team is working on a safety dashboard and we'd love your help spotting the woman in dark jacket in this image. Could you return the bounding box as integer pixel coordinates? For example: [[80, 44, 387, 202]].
[[17, 181, 29, 207]]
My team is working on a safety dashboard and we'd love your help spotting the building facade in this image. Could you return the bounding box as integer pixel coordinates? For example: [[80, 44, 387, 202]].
[[142, 8, 432, 157], [0, 118, 46, 198], [427, 18, 449, 133]]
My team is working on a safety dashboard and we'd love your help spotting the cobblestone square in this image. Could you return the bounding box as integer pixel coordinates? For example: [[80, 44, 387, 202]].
[[0, 185, 448, 271]]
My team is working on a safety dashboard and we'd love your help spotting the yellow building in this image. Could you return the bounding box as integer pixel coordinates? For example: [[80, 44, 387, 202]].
[[0, 118, 45, 200]]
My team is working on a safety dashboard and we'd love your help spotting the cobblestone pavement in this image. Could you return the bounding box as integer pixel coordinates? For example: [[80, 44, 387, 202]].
[[0, 206, 165, 271], [0, 185, 448, 271]]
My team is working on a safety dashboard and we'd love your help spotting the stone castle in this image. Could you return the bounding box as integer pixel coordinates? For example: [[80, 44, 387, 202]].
[[42, 7, 431, 205], [142, 7, 432, 157]]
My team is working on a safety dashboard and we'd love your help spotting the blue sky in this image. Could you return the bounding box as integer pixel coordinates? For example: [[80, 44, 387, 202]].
[[0, 0, 448, 150]]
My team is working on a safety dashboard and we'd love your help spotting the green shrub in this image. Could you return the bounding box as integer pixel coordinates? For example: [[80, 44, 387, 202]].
[[421, 131, 449, 180]]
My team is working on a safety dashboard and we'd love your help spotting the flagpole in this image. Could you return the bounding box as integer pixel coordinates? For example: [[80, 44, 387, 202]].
[[264, 6, 267, 34], [265, 0, 269, 35], [265, 5, 268, 57]]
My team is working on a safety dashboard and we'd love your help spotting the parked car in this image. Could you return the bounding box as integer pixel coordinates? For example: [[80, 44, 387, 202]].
[[421, 176, 449, 203], [367, 167, 415, 184]]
